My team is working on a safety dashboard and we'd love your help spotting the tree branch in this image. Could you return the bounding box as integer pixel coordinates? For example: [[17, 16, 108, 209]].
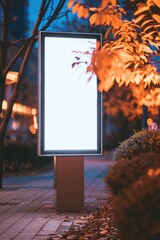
[[32, 0, 52, 34], [0, 0, 5, 14], [9, 38, 28, 46], [4, 36, 34, 76], [40, 0, 66, 31], [0, 38, 37, 139], [1, 0, 67, 136], [4, 0, 67, 75], [3, 0, 47, 74]]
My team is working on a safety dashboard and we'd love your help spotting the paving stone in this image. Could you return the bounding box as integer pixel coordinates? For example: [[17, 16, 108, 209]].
[[0, 153, 114, 239], [56, 220, 73, 233]]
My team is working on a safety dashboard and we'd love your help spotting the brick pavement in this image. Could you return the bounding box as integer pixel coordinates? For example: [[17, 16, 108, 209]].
[[0, 152, 114, 240]]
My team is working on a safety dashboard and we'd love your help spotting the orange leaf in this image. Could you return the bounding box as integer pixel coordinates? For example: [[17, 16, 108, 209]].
[[155, 169, 160, 176], [105, 15, 111, 25], [118, 7, 126, 14], [152, 14, 160, 23], [67, 0, 74, 9], [110, 0, 117, 6], [89, 13, 97, 25], [78, 5, 84, 18], [134, 6, 149, 15], [134, 14, 146, 23], [72, 3, 80, 14], [104, 79, 114, 91], [105, 27, 112, 39], [144, 72, 154, 83], [96, 41, 101, 50], [152, 0, 160, 7], [141, 19, 153, 28], [95, 15, 100, 26], [154, 24, 160, 28], [89, 7, 98, 12], [110, 15, 122, 29], [100, 230, 108, 235], [148, 168, 154, 177], [144, 30, 156, 38], [101, 0, 110, 8], [98, 82, 104, 92], [137, 2, 146, 8], [84, 8, 89, 19], [100, 14, 107, 25], [143, 25, 154, 32]]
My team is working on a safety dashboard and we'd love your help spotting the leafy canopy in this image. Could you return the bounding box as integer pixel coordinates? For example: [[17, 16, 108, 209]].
[[67, 0, 160, 92]]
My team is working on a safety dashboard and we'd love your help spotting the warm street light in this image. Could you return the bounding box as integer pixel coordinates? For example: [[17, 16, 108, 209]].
[[5, 71, 19, 85], [2, 100, 33, 116]]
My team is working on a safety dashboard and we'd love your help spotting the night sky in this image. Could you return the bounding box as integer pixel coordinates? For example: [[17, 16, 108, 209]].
[[28, 0, 42, 33], [28, 0, 42, 21]]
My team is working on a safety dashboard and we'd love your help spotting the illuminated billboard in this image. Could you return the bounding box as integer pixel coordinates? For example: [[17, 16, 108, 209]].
[[38, 32, 102, 156]]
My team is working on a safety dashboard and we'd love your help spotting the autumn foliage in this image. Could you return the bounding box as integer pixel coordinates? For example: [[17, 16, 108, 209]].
[[67, 0, 160, 116]]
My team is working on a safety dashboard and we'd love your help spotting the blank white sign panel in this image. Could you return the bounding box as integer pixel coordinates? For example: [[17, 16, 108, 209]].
[[38, 32, 102, 155]]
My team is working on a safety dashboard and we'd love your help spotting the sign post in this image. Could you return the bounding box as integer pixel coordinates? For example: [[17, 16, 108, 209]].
[[54, 156, 84, 211], [38, 32, 102, 211]]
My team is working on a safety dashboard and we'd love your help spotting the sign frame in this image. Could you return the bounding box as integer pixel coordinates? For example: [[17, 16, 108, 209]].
[[38, 31, 102, 156]]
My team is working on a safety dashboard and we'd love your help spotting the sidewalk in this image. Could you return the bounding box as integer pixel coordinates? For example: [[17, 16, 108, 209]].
[[0, 152, 114, 240]]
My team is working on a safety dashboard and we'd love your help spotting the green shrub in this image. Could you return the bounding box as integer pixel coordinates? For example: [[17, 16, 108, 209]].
[[113, 129, 160, 162], [111, 172, 160, 240], [106, 152, 160, 195]]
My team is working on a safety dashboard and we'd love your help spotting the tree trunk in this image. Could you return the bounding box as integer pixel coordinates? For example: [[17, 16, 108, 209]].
[[142, 105, 148, 129], [0, 0, 67, 188], [0, 135, 4, 188], [0, 75, 6, 189]]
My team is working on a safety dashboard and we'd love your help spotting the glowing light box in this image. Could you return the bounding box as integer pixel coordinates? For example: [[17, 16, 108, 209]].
[[38, 32, 102, 156]]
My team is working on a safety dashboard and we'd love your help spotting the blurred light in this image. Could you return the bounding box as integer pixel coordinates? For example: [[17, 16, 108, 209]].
[[2, 100, 8, 110], [31, 108, 37, 115], [149, 122, 158, 130], [6, 71, 18, 85], [33, 115, 38, 129], [29, 125, 37, 134], [147, 118, 153, 126], [13, 103, 31, 116], [2, 100, 32, 116], [11, 120, 20, 130], [0, 113, 4, 118]]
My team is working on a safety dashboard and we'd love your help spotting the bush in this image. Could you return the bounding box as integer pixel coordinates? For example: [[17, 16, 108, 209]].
[[106, 152, 160, 195], [113, 129, 160, 161], [111, 171, 160, 240]]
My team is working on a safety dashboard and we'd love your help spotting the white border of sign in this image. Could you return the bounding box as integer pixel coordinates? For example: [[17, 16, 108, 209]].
[[38, 31, 102, 156]]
